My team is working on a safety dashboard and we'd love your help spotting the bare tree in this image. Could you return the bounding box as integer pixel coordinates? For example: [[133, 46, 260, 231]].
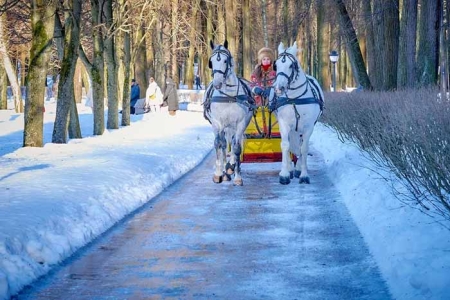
[[23, 0, 56, 147], [52, 0, 82, 143], [334, 0, 372, 90], [397, 0, 418, 88], [417, 0, 440, 86], [0, 10, 22, 112], [185, 0, 200, 89], [103, 0, 119, 129], [79, 0, 105, 136], [0, 57, 6, 109]]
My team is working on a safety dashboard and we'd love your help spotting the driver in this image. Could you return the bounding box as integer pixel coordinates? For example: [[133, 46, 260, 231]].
[[250, 47, 276, 106]]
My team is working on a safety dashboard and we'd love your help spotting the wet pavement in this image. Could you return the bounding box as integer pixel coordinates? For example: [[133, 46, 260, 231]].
[[18, 149, 391, 299]]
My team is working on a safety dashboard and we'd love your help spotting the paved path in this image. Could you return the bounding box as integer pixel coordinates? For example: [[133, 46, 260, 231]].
[[18, 149, 391, 300]]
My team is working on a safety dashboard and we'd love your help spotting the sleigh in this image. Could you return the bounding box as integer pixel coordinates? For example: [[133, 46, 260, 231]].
[[242, 106, 282, 163]]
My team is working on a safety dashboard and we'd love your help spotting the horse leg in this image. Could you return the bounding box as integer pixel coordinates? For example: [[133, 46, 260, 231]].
[[298, 131, 312, 184], [225, 132, 235, 180], [279, 135, 292, 185], [213, 131, 226, 183], [277, 122, 294, 185], [293, 135, 303, 179], [232, 134, 244, 186]]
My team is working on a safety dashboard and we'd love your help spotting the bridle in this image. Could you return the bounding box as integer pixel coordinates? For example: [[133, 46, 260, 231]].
[[209, 47, 233, 80], [275, 51, 308, 92]]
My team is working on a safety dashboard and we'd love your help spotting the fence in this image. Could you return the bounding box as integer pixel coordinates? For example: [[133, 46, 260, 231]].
[[177, 89, 204, 112]]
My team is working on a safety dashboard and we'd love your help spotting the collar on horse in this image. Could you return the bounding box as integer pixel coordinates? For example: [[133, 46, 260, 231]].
[[269, 78, 323, 112], [203, 78, 258, 123]]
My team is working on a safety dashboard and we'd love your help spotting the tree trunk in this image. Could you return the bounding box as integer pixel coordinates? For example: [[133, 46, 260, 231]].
[[121, 30, 131, 126], [135, 27, 147, 98], [216, 0, 225, 43], [204, 0, 214, 83], [225, 0, 237, 59], [334, 0, 372, 90], [383, 0, 400, 90], [397, 0, 418, 88], [52, 0, 82, 144], [186, 0, 200, 90], [282, 0, 289, 45], [68, 95, 81, 138], [242, 0, 252, 78], [439, 2, 447, 95], [0, 62, 6, 109], [171, 0, 179, 85], [90, 0, 105, 136], [317, 0, 330, 90], [417, 0, 439, 86], [23, 0, 56, 147], [0, 12, 22, 112], [371, 0, 385, 89], [261, 0, 268, 47], [74, 60, 82, 103], [154, 20, 165, 85], [104, 0, 119, 129]]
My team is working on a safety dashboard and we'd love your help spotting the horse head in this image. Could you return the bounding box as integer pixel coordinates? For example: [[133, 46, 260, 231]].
[[273, 41, 303, 96], [209, 40, 234, 90]]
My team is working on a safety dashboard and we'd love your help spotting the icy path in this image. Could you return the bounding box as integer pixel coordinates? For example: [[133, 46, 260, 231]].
[[19, 150, 391, 299]]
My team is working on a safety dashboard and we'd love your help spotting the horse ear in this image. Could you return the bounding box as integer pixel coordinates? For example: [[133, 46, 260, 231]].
[[210, 40, 215, 50], [278, 42, 285, 53], [224, 40, 229, 49]]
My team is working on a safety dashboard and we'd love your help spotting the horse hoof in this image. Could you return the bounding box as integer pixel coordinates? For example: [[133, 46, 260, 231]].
[[213, 175, 223, 184], [226, 162, 235, 175], [233, 178, 243, 186], [289, 171, 294, 179], [294, 170, 301, 178], [222, 173, 231, 181], [299, 176, 310, 184], [279, 176, 291, 185]]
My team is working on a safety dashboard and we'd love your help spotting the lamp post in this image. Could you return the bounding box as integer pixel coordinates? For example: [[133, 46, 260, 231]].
[[329, 50, 339, 92]]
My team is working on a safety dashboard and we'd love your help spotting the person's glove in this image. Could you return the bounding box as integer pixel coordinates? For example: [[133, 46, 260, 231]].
[[252, 86, 270, 98]]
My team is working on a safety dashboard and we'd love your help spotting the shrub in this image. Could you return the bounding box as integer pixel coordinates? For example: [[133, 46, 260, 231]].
[[321, 87, 450, 222]]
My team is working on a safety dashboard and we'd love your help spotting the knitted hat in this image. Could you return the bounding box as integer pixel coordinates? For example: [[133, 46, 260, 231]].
[[257, 47, 275, 64]]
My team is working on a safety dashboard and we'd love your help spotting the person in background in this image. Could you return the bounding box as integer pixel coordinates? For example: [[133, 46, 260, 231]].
[[195, 74, 201, 90], [163, 75, 179, 116], [145, 77, 163, 113], [250, 47, 276, 106], [130, 78, 140, 114]]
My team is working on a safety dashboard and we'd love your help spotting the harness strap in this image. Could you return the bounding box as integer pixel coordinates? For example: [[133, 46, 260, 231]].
[[293, 105, 301, 131], [203, 78, 258, 124], [271, 97, 318, 111]]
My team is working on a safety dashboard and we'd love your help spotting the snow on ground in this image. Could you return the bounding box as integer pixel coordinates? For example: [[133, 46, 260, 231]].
[[0, 98, 449, 299]]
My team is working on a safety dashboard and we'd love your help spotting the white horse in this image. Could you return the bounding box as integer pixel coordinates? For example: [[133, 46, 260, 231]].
[[203, 40, 255, 185], [271, 42, 324, 184]]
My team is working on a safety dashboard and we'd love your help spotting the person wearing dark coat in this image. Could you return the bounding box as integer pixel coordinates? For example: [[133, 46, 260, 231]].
[[195, 75, 201, 90], [163, 76, 179, 116], [130, 79, 140, 114]]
